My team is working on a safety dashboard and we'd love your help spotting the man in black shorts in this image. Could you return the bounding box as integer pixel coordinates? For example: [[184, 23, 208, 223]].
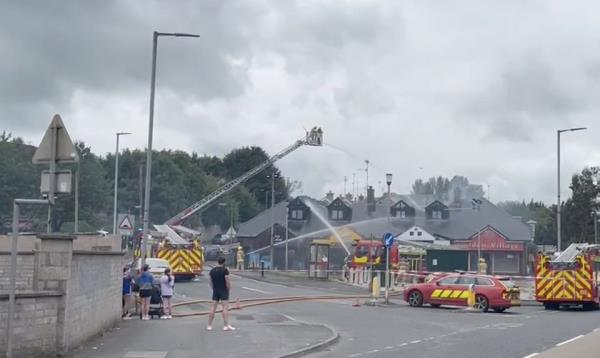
[[207, 257, 235, 331]]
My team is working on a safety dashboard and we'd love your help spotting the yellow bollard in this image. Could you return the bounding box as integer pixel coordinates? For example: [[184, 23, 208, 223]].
[[467, 284, 476, 310]]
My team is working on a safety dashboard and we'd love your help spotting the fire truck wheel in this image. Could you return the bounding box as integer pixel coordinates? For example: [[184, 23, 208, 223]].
[[582, 302, 600, 311], [408, 290, 424, 307], [474, 294, 489, 312], [544, 303, 559, 310]]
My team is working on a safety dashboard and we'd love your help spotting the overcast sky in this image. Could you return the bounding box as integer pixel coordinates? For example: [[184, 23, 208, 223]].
[[1, 1, 600, 204]]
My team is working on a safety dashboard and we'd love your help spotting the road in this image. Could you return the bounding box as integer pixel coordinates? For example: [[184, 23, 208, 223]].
[[72, 269, 600, 358]]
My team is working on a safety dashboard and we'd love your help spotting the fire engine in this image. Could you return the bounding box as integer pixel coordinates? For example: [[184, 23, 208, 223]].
[[535, 243, 600, 310], [350, 239, 427, 272]]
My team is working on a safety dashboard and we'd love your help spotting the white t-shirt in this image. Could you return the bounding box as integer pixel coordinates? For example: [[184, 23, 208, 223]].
[[160, 275, 175, 297]]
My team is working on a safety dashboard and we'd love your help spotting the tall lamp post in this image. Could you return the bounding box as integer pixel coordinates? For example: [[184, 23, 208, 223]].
[[142, 31, 199, 266], [557, 127, 587, 252], [386, 173, 392, 221], [113, 132, 131, 235], [267, 169, 280, 269]]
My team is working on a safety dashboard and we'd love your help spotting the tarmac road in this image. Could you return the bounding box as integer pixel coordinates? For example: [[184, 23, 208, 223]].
[[70, 269, 600, 358]]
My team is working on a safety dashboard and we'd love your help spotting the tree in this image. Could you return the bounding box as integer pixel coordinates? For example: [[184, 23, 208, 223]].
[[562, 167, 600, 245], [496, 200, 556, 244]]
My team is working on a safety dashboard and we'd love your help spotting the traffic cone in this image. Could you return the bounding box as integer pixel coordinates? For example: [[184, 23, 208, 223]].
[[234, 298, 241, 310], [352, 298, 362, 307]]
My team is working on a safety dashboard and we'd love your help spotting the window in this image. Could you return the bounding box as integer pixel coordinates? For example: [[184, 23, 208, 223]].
[[291, 209, 303, 220], [417, 231, 422, 237], [437, 276, 458, 285], [409, 231, 414, 236], [331, 209, 344, 220], [475, 278, 494, 286], [432, 210, 442, 219], [399, 210, 406, 218], [457, 276, 476, 285]]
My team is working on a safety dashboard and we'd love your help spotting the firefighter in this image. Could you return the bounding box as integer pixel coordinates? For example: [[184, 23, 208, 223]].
[[236, 246, 245, 271], [478, 257, 488, 274]]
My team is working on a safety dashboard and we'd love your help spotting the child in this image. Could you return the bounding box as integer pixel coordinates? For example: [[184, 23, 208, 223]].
[[160, 268, 175, 319], [122, 266, 134, 319]]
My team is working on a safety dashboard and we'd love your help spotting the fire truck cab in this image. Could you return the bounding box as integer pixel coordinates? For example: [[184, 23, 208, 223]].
[[535, 243, 600, 310]]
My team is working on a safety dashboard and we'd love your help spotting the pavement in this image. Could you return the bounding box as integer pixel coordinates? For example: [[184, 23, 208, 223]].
[[69, 268, 600, 358]]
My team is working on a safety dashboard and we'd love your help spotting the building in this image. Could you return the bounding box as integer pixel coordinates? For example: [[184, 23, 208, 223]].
[[237, 184, 533, 275]]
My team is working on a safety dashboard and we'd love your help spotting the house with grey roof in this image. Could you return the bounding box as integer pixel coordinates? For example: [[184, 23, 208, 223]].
[[237, 185, 533, 274]]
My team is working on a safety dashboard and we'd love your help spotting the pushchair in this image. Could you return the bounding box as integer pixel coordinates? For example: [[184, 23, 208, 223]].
[[140, 283, 164, 319]]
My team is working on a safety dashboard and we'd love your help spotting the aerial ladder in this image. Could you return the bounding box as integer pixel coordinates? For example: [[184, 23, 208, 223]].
[[164, 126, 323, 227], [136, 127, 323, 276]]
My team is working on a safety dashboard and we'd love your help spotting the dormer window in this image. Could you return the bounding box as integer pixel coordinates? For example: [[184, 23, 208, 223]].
[[291, 209, 304, 220], [327, 197, 352, 221], [426, 200, 449, 220], [391, 200, 415, 219]]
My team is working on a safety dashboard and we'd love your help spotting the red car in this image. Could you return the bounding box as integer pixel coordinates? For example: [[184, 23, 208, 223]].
[[403, 272, 520, 312]]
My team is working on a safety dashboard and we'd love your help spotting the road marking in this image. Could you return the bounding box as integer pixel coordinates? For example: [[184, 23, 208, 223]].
[[397, 343, 408, 347], [281, 314, 297, 322], [384, 346, 393, 350], [349, 354, 363, 357], [522, 353, 539, 358], [241, 286, 271, 294], [556, 335, 584, 346], [365, 349, 379, 354], [410, 340, 421, 344], [123, 352, 168, 358]]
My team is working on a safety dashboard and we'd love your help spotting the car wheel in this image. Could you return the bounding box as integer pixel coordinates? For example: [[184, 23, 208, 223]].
[[544, 303, 559, 311], [582, 302, 600, 311], [493, 308, 506, 313], [431, 304, 441, 308], [408, 290, 424, 307], [474, 294, 489, 312]]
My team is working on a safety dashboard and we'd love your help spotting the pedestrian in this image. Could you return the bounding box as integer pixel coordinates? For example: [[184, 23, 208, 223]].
[[138, 263, 154, 320], [122, 266, 135, 319], [236, 246, 245, 271], [160, 268, 175, 319], [207, 257, 235, 331]]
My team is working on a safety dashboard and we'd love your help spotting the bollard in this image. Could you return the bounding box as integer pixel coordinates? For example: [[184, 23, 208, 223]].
[[261, 261, 265, 277], [467, 284, 476, 310]]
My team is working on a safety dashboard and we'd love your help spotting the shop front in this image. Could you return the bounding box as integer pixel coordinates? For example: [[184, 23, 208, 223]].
[[453, 226, 526, 275]]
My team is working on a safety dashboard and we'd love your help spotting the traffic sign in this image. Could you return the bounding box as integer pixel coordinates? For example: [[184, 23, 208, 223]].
[[32, 114, 79, 164], [118, 214, 135, 236], [384, 232, 394, 248]]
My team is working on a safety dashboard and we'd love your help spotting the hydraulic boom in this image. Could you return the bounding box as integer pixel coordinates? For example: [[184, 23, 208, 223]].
[[164, 127, 323, 226]]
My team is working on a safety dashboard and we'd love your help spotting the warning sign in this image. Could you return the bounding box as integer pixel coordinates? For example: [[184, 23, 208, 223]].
[[118, 214, 135, 236]]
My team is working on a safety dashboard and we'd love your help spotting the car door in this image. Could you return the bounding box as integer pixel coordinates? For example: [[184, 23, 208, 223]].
[[429, 275, 460, 305], [453, 276, 477, 307]]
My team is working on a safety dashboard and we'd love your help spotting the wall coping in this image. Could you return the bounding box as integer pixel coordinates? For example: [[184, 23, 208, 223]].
[[37, 234, 76, 241], [72, 250, 126, 256], [0, 290, 62, 301], [0, 251, 35, 255]]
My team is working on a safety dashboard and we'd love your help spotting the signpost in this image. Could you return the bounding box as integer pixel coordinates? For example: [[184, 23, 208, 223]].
[[383, 232, 394, 304], [118, 214, 135, 236], [32, 114, 78, 232]]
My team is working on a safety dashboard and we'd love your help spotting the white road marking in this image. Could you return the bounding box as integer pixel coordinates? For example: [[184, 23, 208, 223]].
[[556, 335, 584, 346], [281, 314, 297, 322], [397, 343, 408, 347], [349, 353, 363, 357], [384, 346, 393, 350], [410, 340, 421, 344], [241, 286, 271, 294], [123, 352, 168, 358], [522, 353, 539, 358], [365, 349, 379, 354]]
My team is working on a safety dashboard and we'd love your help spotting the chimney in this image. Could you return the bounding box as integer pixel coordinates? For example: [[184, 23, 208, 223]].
[[367, 186, 375, 215], [325, 190, 334, 201]]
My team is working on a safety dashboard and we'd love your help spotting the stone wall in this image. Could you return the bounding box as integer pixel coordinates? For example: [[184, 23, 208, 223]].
[[0, 253, 35, 291], [0, 293, 61, 357], [0, 234, 125, 357], [66, 252, 123, 349]]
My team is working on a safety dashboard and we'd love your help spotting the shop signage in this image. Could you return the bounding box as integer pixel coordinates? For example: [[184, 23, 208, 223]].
[[453, 227, 523, 252]]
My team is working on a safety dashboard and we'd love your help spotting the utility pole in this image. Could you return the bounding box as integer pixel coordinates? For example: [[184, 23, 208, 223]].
[[285, 206, 289, 272], [352, 173, 356, 200], [270, 168, 276, 269], [113, 132, 131, 235], [138, 164, 144, 226], [343, 176, 347, 196], [74, 160, 79, 233], [365, 159, 370, 197]]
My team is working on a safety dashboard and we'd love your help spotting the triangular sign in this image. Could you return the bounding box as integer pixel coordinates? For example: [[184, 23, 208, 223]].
[[32, 114, 79, 164], [119, 216, 133, 230]]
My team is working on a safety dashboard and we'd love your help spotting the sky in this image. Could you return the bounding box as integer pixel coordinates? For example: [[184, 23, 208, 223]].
[[1, 0, 600, 204]]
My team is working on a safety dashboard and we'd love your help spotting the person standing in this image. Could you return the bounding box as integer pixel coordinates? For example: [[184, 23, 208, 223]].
[[160, 268, 175, 319], [207, 257, 235, 331], [138, 264, 154, 320], [236, 246, 245, 271], [122, 266, 135, 319]]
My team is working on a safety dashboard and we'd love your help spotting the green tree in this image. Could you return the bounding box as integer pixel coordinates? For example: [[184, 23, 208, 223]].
[[562, 167, 600, 245]]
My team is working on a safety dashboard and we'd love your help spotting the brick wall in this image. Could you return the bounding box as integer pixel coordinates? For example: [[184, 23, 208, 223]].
[[0, 293, 61, 357], [66, 252, 124, 349], [0, 253, 35, 291]]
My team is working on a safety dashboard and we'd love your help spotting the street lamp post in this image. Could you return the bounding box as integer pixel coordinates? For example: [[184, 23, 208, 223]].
[[142, 31, 199, 266], [557, 127, 587, 252], [385, 173, 392, 304], [386, 173, 392, 222], [267, 169, 279, 269], [285, 205, 289, 272], [113, 132, 131, 235]]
